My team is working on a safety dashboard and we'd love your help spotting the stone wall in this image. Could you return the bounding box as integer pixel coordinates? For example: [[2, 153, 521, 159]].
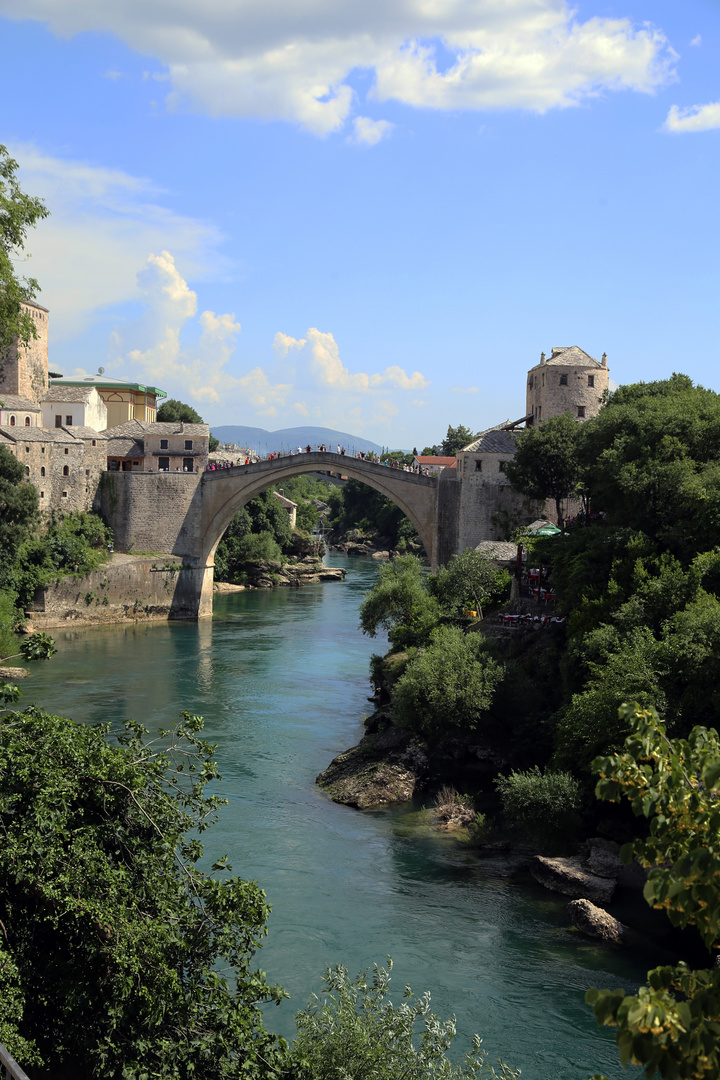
[[526, 359, 608, 423], [0, 303, 49, 403], [27, 554, 204, 627], [99, 471, 204, 559]]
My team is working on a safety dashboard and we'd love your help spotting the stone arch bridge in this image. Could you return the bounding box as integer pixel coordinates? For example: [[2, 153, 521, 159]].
[[101, 452, 457, 618]]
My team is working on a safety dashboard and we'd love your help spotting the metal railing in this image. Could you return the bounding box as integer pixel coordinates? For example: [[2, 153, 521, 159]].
[[0, 1044, 31, 1080]]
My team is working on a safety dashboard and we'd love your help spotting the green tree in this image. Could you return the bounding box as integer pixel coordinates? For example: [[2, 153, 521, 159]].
[[577, 374, 720, 559], [429, 549, 509, 620], [288, 959, 519, 1080], [504, 412, 580, 530], [392, 626, 503, 739], [0, 706, 286, 1079], [359, 555, 441, 648], [440, 425, 474, 457], [0, 145, 49, 359], [156, 398, 204, 424], [586, 703, 720, 1080]]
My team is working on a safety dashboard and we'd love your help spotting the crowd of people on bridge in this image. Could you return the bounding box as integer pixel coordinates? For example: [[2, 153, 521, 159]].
[[206, 445, 433, 475]]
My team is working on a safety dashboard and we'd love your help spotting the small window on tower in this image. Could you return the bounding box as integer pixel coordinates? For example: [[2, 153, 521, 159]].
[[577, 406, 586, 418], [185, 440, 193, 451], [475, 459, 482, 472], [40, 467, 45, 477], [160, 439, 169, 450], [10, 416, 15, 426], [499, 461, 507, 473], [66, 416, 72, 426], [63, 465, 69, 476], [588, 374, 595, 387], [55, 415, 62, 428], [25, 416, 30, 426], [559, 374, 568, 386]]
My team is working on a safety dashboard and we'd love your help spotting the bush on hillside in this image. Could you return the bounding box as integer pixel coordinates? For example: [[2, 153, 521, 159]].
[[392, 626, 503, 739], [495, 766, 582, 842]]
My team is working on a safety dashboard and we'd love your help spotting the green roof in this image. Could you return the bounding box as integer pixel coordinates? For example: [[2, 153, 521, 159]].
[[49, 374, 166, 398]]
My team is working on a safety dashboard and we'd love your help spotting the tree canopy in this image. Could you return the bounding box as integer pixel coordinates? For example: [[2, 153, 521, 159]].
[[504, 411, 580, 530], [0, 706, 286, 1078], [440, 425, 475, 457], [587, 703, 720, 1080], [0, 145, 49, 359]]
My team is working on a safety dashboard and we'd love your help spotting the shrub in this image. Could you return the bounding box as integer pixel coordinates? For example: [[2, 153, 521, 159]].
[[392, 626, 503, 739], [288, 959, 519, 1080], [495, 766, 582, 842]]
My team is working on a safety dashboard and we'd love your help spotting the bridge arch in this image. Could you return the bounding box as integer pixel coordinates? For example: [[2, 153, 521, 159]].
[[198, 453, 437, 608]]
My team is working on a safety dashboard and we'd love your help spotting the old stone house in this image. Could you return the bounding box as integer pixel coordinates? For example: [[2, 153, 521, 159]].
[[48, 372, 165, 427], [0, 394, 42, 429], [105, 420, 209, 473], [0, 426, 107, 513], [526, 346, 609, 424], [41, 385, 108, 432]]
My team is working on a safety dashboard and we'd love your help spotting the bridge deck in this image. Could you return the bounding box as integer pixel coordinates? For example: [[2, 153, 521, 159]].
[[203, 450, 437, 486]]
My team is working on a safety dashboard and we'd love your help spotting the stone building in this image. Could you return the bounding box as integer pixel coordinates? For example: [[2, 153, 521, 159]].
[[0, 426, 107, 513], [453, 421, 549, 550], [0, 394, 42, 429], [41, 385, 108, 432], [105, 420, 209, 473], [0, 300, 50, 403], [526, 346, 609, 424]]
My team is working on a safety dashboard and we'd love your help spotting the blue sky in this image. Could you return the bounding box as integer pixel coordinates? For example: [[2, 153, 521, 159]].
[[1, 0, 718, 448]]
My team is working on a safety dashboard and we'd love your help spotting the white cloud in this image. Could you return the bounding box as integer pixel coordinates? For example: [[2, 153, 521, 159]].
[[351, 116, 394, 145], [663, 101, 720, 134], [7, 143, 224, 340], [0, 0, 676, 134], [690, 34, 702, 47], [279, 327, 429, 392], [114, 251, 291, 414]]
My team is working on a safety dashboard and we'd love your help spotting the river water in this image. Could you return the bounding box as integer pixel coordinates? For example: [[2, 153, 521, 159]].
[[20, 555, 647, 1079]]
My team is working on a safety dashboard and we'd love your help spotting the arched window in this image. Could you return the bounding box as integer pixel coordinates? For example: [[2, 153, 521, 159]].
[[40, 466, 45, 477], [63, 465, 69, 476], [25, 466, 29, 475], [10, 415, 15, 426], [25, 416, 31, 426]]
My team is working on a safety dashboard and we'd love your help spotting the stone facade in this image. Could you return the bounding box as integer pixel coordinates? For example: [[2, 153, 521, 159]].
[[0, 301, 49, 404], [105, 421, 209, 473], [0, 427, 107, 514], [526, 346, 609, 424], [0, 394, 42, 428]]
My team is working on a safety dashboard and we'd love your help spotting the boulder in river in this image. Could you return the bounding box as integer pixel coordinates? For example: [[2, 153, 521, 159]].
[[317, 721, 428, 809], [568, 899, 646, 948], [531, 855, 616, 905]]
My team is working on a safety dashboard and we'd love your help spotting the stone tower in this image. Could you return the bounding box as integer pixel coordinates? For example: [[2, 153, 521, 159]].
[[525, 346, 609, 425], [0, 300, 50, 404]]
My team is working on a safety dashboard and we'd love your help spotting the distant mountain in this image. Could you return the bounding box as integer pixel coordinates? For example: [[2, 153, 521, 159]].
[[210, 425, 386, 455]]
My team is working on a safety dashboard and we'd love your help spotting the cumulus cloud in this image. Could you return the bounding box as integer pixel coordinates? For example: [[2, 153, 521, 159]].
[[351, 116, 394, 145], [663, 101, 720, 134], [277, 327, 429, 391], [115, 251, 290, 414], [0, 0, 676, 133], [7, 143, 223, 340], [690, 34, 702, 47]]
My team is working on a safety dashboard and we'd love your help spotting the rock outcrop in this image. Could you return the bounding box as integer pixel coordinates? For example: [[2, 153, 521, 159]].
[[531, 855, 616, 905], [244, 558, 346, 589], [317, 720, 429, 809]]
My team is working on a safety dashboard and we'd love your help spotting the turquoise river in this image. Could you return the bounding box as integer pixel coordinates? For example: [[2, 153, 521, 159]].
[[19, 555, 649, 1079]]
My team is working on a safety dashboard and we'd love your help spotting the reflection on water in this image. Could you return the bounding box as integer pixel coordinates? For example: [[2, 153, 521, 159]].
[[21, 556, 645, 1079]]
